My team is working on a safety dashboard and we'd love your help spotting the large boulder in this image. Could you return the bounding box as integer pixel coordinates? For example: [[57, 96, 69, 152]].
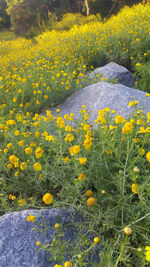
[[0, 208, 100, 267], [89, 62, 136, 87], [44, 82, 150, 124]]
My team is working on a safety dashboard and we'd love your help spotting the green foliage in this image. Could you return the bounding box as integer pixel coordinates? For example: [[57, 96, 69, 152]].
[[52, 13, 101, 31], [0, 0, 10, 30], [134, 55, 150, 93]]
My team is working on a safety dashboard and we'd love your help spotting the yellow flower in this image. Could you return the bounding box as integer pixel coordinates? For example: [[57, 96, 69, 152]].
[[34, 162, 42, 171], [84, 139, 92, 151], [9, 155, 19, 164], [44, 94, 48, 99], [62, 156, 70, 163], [69, 145, 80, 155], [124, 226, 132, 236], [36, 241, 41, 247], [15, 130, 20, 136], [94, 237, 100, 244], [78, 158, 87, 165], [87, 197, 96, 207], [134, 100, 139, 105], [64, 114, 70, 121], [115, 115, 125, 124], [65, 125, 72, 132], [145, 249, 150, 262], [122, 122, 133, 134], [64, 134, 74, 142], [83, 124, 90, 131], [140, 149, 145, 155], [128, 101, 134, 107], [18, 199, 26, 206], [55, 223, 60, 229], [14, 162, 19, 168], [7, 163, 13, 169], [78, 174, 86, 181], [43, 193, 53, 204], [35, 147, 44, 158], [131, 183, 139, 194], [20, 162, 27, 171], [147, 112, 150, 121], [85, 190, 93, 197], [146, 151, 150, 162], [64, 261, 71, 267], [136, 63, 141, 66], [45, 135, 55, 142], [15, 171, 20, 176], [7, 143, 12, 148], [26, 214, 36, 223], [25, 147, 32, 155], [146, 93, 150, 97], [57, 117, 65, 128], [35, 131, 40, 138], [18, 140, 24, 147]]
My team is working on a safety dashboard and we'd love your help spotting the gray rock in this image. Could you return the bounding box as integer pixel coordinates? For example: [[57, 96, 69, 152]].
[[89, 62, 136, 87], [44, 82, 150, 125], [0, 208, 85, 267], [0, 208, 100, 267]]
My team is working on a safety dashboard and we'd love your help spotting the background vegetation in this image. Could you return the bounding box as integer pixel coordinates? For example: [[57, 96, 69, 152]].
[[0, 0, 143, 36]]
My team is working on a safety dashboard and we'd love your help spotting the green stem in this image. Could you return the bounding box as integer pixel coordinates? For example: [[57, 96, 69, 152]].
[[114, 235, 128, 267]]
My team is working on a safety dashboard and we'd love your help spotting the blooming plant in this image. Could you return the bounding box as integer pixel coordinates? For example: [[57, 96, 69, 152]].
[[0, 3, 150, 266]]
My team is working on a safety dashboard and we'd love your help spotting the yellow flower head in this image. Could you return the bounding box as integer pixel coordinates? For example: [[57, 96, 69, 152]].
[[124, 226, 132, 236], [64, 134, 74, 142], [85, 190, 93, 197], [18, 140, 24, 147], [131, 183, 139, 194], [35, 147, 44, 158], [146, 151, 150, 162], [122, 122, 133, 135], [147, 112, 150, 121], [87, 197, 96, 207], [43, 193, 53, 205], [20, 162, 27, 171], [64, 261, 71, 267], [9, 155, 19, 164], [115, 115, 125, 124], [78, 157, 87, 165], [26, 214, 36, 223], [78, 174, 86, 181], [25, 147, 32, 155], [34, 162, 42, 171], [69, 145, 80, 155], [18, 199, 26, 206], [94, 237, 100, 244]]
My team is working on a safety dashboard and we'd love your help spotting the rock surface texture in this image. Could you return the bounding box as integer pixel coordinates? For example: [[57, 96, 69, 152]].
[[0, 209, 84, 267], [89, 62, 136, 87], [46, 82, 150, 125]]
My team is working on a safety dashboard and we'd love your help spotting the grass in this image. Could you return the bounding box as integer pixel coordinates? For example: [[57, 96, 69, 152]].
[[0, 3, 150, 266]]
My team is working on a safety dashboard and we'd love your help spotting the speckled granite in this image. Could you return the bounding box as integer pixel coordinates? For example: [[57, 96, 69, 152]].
[[89, 62, 136, 87], [43, 82, 150, 124], [0, 209, 100, 267]]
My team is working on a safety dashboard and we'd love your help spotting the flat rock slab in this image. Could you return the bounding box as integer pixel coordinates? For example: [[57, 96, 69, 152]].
[[89, 62, 136, 87], [0, 209, 100, 267], [0, 208, 86, 267], [44, 82, 150, 124]]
